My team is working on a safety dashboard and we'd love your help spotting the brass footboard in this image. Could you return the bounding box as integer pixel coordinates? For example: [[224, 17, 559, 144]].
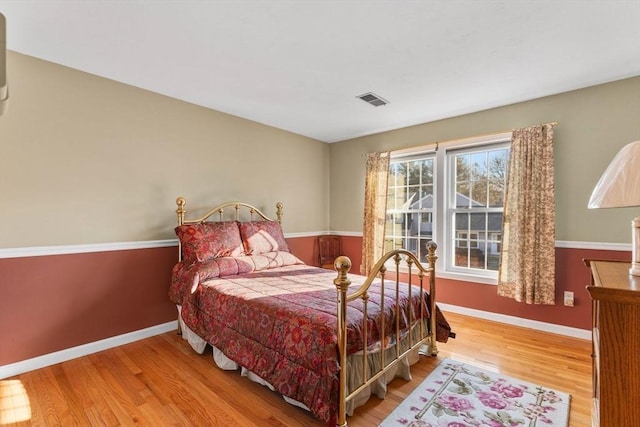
[[333, 242, 438, 427]]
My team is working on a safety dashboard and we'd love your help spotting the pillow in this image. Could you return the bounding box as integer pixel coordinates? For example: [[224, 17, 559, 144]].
[[175, 221, 244, 265], [247, 251, 304, 271], [238, 221, 290, 255]]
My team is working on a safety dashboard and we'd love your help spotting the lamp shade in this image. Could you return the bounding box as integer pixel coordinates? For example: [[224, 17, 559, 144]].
[[588, 140, 640, 209]]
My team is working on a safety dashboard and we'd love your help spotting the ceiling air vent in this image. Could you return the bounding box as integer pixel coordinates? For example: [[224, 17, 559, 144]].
[[357, 92, 389, 107]]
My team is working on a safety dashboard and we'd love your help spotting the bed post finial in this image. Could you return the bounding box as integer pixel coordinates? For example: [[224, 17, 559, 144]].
[[333, 256, 352, 288], [427, 240, 438, 267], [333, 255, 351, 427], [176, 197, 186, 226], [276, 202, 284, 223]]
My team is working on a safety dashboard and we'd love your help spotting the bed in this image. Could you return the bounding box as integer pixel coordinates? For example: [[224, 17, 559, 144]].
[[168, 197, 451, 426]]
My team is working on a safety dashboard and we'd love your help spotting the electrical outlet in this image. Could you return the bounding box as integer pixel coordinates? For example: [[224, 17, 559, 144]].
[[564, 291, 574, 307]]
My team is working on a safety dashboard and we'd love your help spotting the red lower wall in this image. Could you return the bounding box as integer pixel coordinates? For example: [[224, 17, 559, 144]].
[[333, 237, 631, 331], [438, 246, 630, 330], [0, 235, 630, 367], [0, 247, 178, 366]]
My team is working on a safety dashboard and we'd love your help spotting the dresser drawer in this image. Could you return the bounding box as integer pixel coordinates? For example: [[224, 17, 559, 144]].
[[586, 260, 640, 427]]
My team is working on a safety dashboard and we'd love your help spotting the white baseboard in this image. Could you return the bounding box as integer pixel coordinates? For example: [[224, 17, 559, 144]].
[[0, 320, 178, 379], [438, 303, 591, 340]]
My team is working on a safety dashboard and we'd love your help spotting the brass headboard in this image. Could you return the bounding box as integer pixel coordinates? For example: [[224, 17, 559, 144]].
[[175, 197, 284, 261]]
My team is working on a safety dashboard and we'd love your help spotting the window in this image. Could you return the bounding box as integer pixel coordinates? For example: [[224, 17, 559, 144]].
[[450, 146, 509, 274], [385, 134, 511, 282], [385, 157, 435, 263]]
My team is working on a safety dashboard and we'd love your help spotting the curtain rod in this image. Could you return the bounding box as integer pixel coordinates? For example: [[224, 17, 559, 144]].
[[364, 121, 559, 158]]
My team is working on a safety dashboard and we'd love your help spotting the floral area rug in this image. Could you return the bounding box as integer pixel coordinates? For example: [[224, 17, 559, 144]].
[[379, 359, 570, 427]]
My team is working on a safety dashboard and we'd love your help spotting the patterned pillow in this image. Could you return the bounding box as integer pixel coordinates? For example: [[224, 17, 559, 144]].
[[239, 221, 290, 255], [175, 221, 244, 265]]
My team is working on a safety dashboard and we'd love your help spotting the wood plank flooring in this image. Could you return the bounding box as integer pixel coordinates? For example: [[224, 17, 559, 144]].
[[1, 312, 592, 426]]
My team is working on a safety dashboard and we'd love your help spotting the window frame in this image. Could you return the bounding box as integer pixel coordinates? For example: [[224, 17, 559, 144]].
[[385, 153, 437, 264], [445, 141, 511, 280], [388, 132, 512, 285]]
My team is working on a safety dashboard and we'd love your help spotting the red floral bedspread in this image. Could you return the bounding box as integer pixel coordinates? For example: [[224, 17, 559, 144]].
[[178, 261, 450, 424]]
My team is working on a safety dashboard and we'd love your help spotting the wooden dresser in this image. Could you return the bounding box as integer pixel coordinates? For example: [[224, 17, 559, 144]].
[[585, 260, 640, 427]]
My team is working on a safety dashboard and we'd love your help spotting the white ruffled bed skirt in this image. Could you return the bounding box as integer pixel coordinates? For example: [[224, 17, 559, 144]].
[[176, 306, 422, 417]]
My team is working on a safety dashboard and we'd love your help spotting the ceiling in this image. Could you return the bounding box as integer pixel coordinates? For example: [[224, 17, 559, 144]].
[[2, 1, 639, 143]]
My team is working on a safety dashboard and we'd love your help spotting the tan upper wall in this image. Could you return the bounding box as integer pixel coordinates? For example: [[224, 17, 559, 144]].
[[2, 51, 638, 248], [0, 52, 330, 248], [329, 76, 640, 243]]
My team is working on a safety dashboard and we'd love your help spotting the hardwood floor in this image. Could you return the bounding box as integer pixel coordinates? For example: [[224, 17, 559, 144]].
[[1, 312, 592, 426]]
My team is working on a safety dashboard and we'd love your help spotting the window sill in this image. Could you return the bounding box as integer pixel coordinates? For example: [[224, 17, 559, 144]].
[[438, 270, 497, 285], [391, 263, 498, 285]]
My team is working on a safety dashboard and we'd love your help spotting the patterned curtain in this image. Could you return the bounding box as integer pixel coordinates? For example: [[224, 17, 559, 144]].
[[497, 124, 556, 304], [361, 152, 390, 275]]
